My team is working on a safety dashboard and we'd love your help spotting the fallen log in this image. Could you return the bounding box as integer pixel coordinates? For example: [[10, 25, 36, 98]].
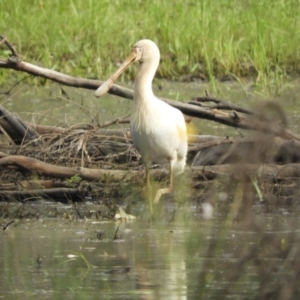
[[191, 136, 300, 166], [191, 163, 300, 181], [0, 155, 136, 181], [189, 94, 254, 115], [0, 106, 38, 144], [3, 153, 300, 184]]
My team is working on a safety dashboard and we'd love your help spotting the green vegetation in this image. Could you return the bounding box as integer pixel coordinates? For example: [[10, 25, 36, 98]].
[[1, 0, 300, 84], [66, 174, 82, 185]]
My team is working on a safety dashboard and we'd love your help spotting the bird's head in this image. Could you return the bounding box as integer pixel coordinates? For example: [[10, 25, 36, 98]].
[[133, 39, 160, 64], [95, 39, 160, 97]]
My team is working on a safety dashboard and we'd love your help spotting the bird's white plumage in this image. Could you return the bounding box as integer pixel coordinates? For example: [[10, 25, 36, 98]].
[[95, 39, 188, 202], [131, 88, 187, 174]]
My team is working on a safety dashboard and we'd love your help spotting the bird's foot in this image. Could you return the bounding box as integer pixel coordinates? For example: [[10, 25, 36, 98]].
[[153, 187, 172, 204], [114, 206, 136, 221]]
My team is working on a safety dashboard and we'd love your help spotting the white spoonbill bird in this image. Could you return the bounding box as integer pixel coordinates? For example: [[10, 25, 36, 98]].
[[95, 39, 188, 203]]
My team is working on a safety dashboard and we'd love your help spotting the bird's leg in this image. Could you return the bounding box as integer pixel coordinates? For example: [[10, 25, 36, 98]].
[[146, 165, 150, 189], [153, 161, 173, 204], [144, 165, 153, 213], [169, 161, 174, 188]]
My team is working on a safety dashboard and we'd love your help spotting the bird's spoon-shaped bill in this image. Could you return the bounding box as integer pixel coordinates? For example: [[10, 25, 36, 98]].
[[95, 48, 140, 97]]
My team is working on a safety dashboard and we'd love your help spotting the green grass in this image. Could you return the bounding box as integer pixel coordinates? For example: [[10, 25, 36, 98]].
[[1, 0, 300, 84]]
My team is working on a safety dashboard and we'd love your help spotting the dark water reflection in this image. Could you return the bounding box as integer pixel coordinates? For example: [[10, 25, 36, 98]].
[[0, 209, 193, 299], [0, 206, 299, 299]]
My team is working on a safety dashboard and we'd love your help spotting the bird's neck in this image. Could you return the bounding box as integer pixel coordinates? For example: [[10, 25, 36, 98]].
[[131, 60, 159, 133], [133, 60, 157, 103]]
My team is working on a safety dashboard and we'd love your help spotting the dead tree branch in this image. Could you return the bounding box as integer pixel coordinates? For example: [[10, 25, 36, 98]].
[[191, 163, 300, 181], [0, 154, 168, 182], [189, 95, 254, 115], [0, 105, 38, 144]]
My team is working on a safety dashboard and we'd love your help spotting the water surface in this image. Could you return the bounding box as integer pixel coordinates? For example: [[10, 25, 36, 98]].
[[1, 206, 298, 299]]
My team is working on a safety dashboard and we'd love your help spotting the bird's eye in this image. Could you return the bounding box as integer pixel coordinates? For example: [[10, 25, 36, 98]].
[[136, 47, 144, 61]]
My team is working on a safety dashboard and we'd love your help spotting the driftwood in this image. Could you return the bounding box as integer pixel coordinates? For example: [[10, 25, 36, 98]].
[[0, 106, 38, 144], [1, 35, 300, 205], [190, 136, 300, 166], [189, 93, 254, 115], [0, 155, 152, 181], [2, 153, 300, 183], [192, 163, 300, 181]]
